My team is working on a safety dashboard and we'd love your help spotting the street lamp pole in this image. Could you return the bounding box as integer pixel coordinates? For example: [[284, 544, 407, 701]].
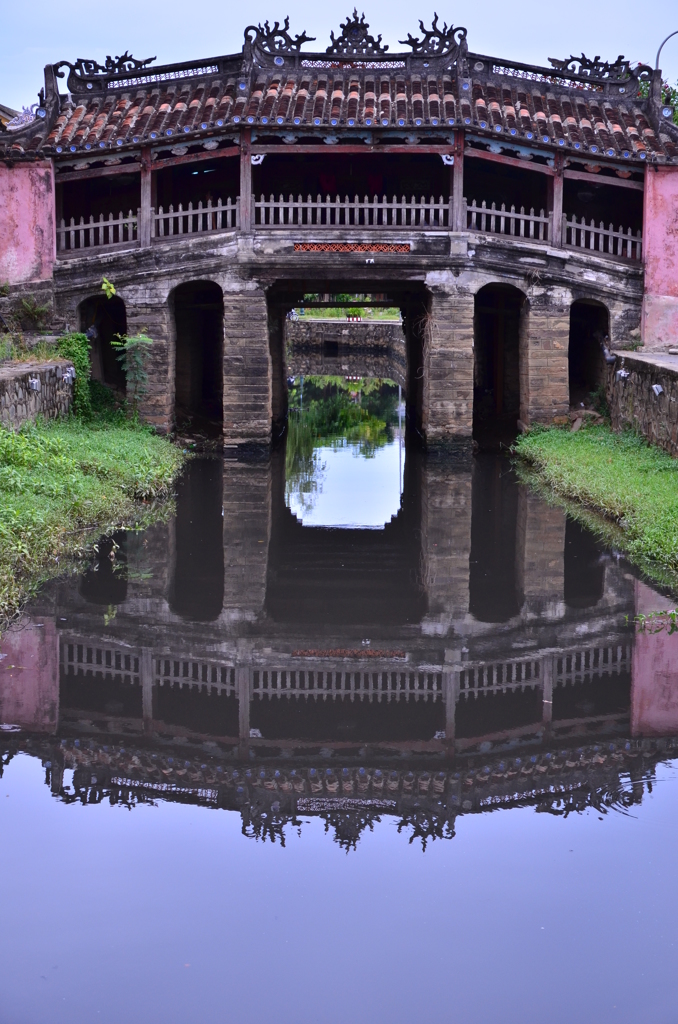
[[655, 30, 678, 71]]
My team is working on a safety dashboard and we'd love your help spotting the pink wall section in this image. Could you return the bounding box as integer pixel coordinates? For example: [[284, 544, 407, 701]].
[[0, 161, 55, 285], [642, 166, 678, 349], [631, 582, 678, 737], [0, 618, 59, 733]]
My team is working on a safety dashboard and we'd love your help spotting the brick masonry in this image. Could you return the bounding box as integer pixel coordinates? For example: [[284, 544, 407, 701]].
[[0, 359, 74, 429]]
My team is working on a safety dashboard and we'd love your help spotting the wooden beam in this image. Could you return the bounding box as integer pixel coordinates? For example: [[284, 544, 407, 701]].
[[453, 129, 464, 230], [465, 146, 556, 176], [563, 168, 644, 191], [151, 146, 240, 171], [240, 128, 252, 233], [55, 144, 240, 183], [250, 144, 454, 156], [56, 161, 140, 184], [551, 152, 564, 246], [139, 147, 152, 248]]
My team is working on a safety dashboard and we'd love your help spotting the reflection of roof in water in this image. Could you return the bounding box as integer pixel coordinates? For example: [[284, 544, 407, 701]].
[[2, 732, 673, 850]]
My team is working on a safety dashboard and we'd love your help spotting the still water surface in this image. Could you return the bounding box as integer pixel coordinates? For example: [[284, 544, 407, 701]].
[[1, 382, 678, 1024]]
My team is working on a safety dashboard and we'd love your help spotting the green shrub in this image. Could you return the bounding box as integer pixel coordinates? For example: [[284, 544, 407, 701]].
[[57, 332, 92, 417]]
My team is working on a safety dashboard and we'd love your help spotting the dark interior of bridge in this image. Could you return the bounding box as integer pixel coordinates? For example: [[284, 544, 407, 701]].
[[464, 159, 549, 215], [473, 284, 523, 445], [156, 156, 240, 210], [59, 174, 140, 224], [78, 293, 127, 391], [173, 280, 224, 433], [568, 299, 609, 407], [254, 153, 448, 199]]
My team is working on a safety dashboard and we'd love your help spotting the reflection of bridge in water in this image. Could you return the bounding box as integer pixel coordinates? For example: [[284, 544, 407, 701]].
[[3, 445, 677, 845]]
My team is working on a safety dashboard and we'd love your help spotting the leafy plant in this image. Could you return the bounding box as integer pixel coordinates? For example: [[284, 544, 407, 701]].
[[111, 332, 153, 417], [101, 277, 116, 300], [20, 296, 50, 329], [57, 332, 92, 417]]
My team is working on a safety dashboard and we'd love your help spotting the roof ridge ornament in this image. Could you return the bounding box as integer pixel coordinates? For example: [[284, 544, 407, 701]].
[[55, 51, 156, 80], [245, 17, 316, 53], [399, 14, 468, 57], [326, 10, 388, 56], [547, 53, 651, 82]]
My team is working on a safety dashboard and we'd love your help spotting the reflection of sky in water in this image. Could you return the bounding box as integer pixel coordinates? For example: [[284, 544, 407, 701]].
[[287, 437, 404, 528]]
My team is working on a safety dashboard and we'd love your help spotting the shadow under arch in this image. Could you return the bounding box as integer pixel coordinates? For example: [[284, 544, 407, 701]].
[[568, 299, 609, 408], [78, 294, 127, 392], [473, 283, 526, 445], [172, 280, 224, 434]]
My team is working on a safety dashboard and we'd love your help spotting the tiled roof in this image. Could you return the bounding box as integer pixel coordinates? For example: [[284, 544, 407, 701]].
[[2, 20, 677, 164]]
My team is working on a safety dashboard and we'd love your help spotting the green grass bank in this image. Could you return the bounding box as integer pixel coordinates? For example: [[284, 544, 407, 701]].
[[514, 425, 678, 590], [0, 417, 183, 624]]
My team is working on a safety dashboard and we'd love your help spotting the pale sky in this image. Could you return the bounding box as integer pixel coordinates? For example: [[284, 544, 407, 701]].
[[1, 0, 677, 112]]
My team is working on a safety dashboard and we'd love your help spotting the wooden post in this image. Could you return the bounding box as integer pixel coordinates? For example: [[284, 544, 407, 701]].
[[542, 655, 553, 729], [238, 665, 251, 756], [551, 153, 564, 247], [141, 649, 154, 734], [140, 146, 152, 247], [240, 128, 252, 233], [453, 129, 465, 231]]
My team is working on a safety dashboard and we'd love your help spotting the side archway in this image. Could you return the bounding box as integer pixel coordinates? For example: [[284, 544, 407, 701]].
[[568, 300, 609, 408], [78, 294, 127, 392]]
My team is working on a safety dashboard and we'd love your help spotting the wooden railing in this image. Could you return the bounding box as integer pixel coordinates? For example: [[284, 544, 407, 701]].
[[56, 210, 138, 253], [563, 214, 642, 261], [254, 194, 452, 228], [153, 198, 239, 238], [465, 199, 552, 241]]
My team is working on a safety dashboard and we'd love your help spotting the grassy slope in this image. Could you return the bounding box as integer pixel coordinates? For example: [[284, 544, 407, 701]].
[[514, 425, 678, 587], [0, 418, 183, 622]]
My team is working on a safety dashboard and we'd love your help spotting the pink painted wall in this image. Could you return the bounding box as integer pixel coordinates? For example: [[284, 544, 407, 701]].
[[642, 166, 678, 350], [0, 161, 55, 285], [0, 617, 58, 733], [631, 581, 678, 736]]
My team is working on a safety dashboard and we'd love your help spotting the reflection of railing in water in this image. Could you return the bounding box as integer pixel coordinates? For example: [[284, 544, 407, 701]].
[[252, 667, 443, 701], [60, 639, 631, 703]]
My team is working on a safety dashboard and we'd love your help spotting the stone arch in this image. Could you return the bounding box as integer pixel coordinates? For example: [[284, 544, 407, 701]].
[[472, 282, 527, 443], [78, 293, 127, 392], [170, 279, 224, 433], [568, 298, 610, 408]]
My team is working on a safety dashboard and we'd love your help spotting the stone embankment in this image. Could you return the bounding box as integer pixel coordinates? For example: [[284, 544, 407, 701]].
[[0, 359, 75, 429], [286, 318, 404, 350], [608, 350, 678, 456]]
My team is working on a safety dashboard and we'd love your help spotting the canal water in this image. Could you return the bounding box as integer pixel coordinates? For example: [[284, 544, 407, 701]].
[[1, 379, 678, 1024]]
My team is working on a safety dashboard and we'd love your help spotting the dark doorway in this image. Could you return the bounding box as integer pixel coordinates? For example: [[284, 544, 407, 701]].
[[473, 285, 523, 444], [173, 281, 224, 433], [78, 295, 127, 392], [169, 458, 224, 621], [469, 454, 522, 622], [569, 301, 609, 408]]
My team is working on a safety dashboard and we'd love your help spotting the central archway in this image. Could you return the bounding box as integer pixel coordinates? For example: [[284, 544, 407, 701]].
[[172, 281, 224, 434]]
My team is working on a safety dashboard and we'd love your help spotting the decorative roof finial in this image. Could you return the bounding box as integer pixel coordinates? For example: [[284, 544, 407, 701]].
[[245, 17, 315, 53], [399, 14, 467, 57], [326, 10, 388, 56]]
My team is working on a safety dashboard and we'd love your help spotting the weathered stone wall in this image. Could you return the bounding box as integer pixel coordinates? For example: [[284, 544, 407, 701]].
[[286, 318, 403, 349], [287, 349, 406, 386], [607, 350, 678, 456], [520, 287, 570, 425], [0, 359, 74, 429]]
